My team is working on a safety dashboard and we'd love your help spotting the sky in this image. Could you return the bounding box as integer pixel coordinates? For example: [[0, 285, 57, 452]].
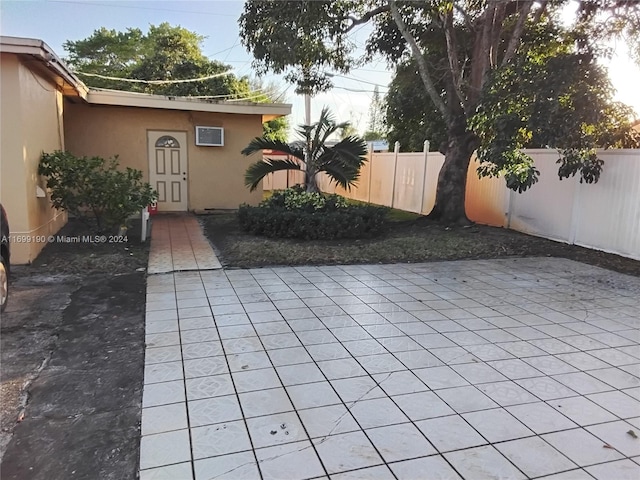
[[1, 0, 638, 138]]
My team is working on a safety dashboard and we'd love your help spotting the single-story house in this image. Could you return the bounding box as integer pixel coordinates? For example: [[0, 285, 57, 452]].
[[0, 36, 291, 264]]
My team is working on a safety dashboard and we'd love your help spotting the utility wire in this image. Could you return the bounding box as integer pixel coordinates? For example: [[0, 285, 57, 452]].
[[75, 70, 234, 84], [46, 0, 238, 17]]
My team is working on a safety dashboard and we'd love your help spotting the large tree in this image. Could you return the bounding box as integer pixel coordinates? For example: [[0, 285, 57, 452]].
[[64, 23, 250, 97], [64, 24, 288, 138], [386, 22, 639, 157], [240, 0, 640, 223], [364, 86, 386, 140]]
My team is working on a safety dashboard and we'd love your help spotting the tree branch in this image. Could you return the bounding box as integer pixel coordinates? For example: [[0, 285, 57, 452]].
[[345, 5, 390, 32], [468, 1, 495, 106], [532, 0, 549, 24], [489, 1, 507, 67], [441, 8, 466, 111], [453, 3, 475, 31], [501, 0, 534, 67], [388, 1, 449, 121]]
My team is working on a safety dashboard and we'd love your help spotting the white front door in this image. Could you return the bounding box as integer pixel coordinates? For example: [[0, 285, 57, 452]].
[[148, 131, 188, 211]]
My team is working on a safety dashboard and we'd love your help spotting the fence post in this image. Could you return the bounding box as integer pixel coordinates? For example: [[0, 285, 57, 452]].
[[391, 141, 400, 208], [367, 148, 373, 204], [568, 174, 582, 244], [419, 140, 429, 214]]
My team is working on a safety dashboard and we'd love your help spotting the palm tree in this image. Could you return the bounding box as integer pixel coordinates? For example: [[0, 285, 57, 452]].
[[242, 107, 368, 193]]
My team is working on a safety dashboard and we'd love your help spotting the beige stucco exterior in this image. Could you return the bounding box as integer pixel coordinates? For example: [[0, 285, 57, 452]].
[[0, 53, 68, 264], [1, 35, 290, 264], [64, 102, 265, 210]]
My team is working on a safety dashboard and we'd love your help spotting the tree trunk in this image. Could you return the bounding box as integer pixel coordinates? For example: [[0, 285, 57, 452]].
[[306, 171, 319, 193], [428, 131, 478, 224]]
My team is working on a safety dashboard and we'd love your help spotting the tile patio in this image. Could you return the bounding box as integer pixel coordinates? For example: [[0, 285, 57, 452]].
[[140, 217, 640, 480], [148, 214, 221, 274]]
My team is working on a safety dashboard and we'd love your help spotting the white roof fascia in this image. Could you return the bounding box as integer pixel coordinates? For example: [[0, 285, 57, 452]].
[[0, 36, 88, 98], [86, 89, 291, 119]]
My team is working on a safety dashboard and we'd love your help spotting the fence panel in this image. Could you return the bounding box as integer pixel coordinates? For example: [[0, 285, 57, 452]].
[[465, 156, 508, 227], [270, 145, 639, 260], [508, 151, 577, 242], [421, 153, 445, 215], [572, 150, 640, 259], [393, 153, 426, 213], [369, 153, 396, 207]]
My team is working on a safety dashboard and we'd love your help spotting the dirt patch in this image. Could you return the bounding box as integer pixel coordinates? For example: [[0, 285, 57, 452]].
[[201, 212, 640, 276], [0, 218, 147, 479], [30, 218, 149, 275]]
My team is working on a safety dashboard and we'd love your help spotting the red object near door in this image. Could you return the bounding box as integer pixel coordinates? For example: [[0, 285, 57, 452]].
[[148, 202, 158, 215]]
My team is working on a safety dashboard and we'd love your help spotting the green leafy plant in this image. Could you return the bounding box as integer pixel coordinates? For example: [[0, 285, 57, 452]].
[[238, 186, 386, 240], [39, 151, 156, 232], [263, 186, 348, 212], [242, 107, 368, 193]]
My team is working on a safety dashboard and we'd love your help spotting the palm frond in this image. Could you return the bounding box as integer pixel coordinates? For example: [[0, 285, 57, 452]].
[[318, 136, 368, 174], [321, 163, 360, 191], [241, 137, 304, 161], [244, 158, 302, 192]]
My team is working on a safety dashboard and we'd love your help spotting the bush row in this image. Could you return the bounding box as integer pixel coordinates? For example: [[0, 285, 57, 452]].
[[238, 187, 387, 240], [238, 205, 387, 240]]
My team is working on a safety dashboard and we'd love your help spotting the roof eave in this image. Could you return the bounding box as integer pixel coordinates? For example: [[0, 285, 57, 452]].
[[0, 36, 88, 99], [85, 89, 292, 119]]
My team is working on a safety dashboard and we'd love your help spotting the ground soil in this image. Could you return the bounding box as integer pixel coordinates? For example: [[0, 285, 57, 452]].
[[0, 218, 147, 479], [201, 212, 640, 276]]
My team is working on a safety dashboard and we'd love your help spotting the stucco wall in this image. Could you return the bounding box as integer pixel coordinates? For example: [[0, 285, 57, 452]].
[[0, 54, 67, 264], [64, 103, 264, 210]]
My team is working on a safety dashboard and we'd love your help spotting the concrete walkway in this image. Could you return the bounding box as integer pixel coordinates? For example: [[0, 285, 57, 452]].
[[140, 216, 640, 480], [148, 214, 221, 274]]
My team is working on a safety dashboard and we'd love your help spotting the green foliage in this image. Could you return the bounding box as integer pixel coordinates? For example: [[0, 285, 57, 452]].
[[65, 23, 289, 144], [262, 185, 348, 211], [64, 23, 250, 97], [39, 151, 156, 232], [239, 0, 640, 221], [242, 107, 368, 193], [238, 187, 386, 240], [470, 29, 640, 191], [385, 60, 447, 152], [240, 1, 359, 94], [366, 86, 386, 140]]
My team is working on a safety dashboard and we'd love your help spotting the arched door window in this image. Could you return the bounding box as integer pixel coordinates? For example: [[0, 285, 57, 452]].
[[155, 135, 180, 148]]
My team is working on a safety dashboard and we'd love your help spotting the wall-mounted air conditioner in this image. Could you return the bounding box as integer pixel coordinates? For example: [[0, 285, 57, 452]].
[[195, 126, 224, 146]]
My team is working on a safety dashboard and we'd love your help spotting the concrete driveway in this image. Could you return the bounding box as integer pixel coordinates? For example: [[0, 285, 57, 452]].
[[140, 253, 640, 480]]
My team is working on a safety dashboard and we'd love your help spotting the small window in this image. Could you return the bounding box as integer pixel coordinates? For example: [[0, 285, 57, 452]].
[[155, 135, 180, 148]]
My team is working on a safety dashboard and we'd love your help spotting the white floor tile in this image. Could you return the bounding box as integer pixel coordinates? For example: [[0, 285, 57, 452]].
[[463, 408, 534, 443], [313, 431, 383, 475], [256, 440, 325, 480], [298, 404, 360, 438], [496, 436, 577, 477], [416, 415, 487, 452], [246, 411, 309, 448], [445, 445, 525, 479], [389, 455, 462, 480], [193, 450, 260, 480], [366, 423, 436, 462], [506, 402, 578, 434], [543, 428, 624, 467], [140, 429, 191, 470]]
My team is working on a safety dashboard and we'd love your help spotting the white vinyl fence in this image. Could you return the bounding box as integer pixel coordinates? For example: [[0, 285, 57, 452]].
[[263, 145, 640, 260]]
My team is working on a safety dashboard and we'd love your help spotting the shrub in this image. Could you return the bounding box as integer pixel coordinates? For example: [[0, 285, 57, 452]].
[[262, 185, 349, 212], [39, 151, 156, 232], [238, 187, 387, 240]]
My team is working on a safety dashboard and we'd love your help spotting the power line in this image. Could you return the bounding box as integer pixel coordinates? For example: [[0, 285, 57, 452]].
[[329, 73, 389, 89], [75, 70, 234, 84], [332, 85, 386, 93], [46, 0, 238, 17]]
